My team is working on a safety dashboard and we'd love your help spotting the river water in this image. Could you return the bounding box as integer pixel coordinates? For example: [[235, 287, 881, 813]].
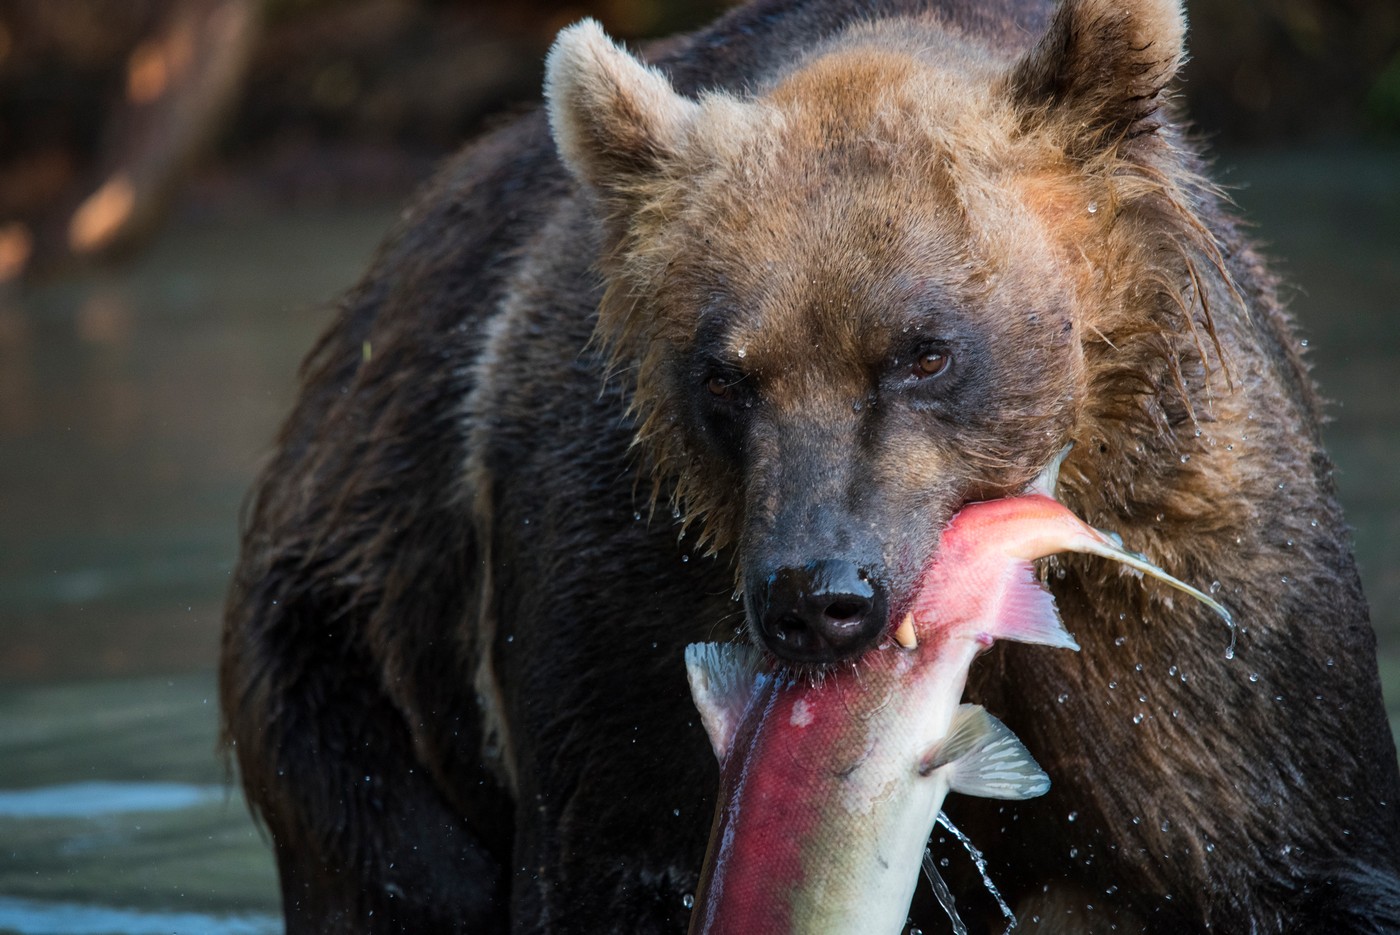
[[0, 147, 1396, 931]]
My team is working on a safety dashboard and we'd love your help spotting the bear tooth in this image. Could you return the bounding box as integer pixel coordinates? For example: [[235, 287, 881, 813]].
[[893, 613, 918, 650]]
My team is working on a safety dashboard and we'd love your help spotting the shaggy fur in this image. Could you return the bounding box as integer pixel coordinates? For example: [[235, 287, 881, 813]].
[[222, 0, 1400, 932]]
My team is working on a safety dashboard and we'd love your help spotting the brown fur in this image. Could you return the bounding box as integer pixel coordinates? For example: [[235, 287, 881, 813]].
[[223, 0, 1400, 931]]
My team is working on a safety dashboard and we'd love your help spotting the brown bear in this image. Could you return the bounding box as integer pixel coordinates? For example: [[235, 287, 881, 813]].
[[221, 0, 1400, 932]]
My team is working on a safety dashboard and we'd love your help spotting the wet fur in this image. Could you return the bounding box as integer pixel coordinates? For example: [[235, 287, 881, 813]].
[[222, 0, 1400, 931]]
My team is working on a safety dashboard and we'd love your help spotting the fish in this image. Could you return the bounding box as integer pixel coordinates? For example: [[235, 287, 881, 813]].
[[684, 468, 1232, 935]]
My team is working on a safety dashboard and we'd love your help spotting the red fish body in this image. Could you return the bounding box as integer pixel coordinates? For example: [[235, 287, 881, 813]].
[[685, 492, 1230, 935]]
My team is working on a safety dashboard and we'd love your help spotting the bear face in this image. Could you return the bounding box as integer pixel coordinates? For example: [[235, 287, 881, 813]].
[[546, 3, 1224, 664]]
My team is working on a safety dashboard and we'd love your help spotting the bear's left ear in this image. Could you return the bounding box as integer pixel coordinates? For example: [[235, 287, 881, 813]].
[[1005, 0, 1186, 152], [545, 19, 699, 195]]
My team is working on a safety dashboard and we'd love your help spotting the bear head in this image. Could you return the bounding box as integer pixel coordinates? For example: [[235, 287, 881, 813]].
[[545, 0, 1230, 666]]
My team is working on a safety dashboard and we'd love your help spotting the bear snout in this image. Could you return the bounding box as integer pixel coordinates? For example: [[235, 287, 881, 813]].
[[748, 558, 889, 664]]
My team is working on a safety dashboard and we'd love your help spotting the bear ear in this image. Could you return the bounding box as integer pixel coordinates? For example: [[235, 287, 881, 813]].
[[1006, 0, 1186, 151], [545, 19, 699, 194]]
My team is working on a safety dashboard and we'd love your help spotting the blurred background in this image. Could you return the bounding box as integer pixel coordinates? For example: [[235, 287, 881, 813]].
[[0, 0, 1396, 931]]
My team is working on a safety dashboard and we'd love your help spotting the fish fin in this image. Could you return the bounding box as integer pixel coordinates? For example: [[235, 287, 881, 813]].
[[922, 705, 1051, 801], [993, 562, 1080, 651], [1026, 442, 1074, 498], [1074, 530, 1235, 628], [684, 642, 764, 764]]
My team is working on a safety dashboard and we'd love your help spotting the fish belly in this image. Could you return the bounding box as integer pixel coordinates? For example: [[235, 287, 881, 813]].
[[692, 657, 959, 935]]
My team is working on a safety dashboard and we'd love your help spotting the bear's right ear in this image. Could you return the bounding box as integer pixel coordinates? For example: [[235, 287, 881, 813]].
[[545, 19, 699, 195]]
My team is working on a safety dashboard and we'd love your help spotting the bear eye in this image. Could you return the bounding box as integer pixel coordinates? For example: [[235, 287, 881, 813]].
[[913, 350, 950, 378], [703, 369, 752, 408]]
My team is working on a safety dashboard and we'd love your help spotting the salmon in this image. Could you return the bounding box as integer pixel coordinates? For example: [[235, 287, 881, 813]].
[[685, 480, 1231, 935]]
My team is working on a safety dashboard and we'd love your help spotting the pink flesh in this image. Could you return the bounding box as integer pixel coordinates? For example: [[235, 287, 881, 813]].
[[690, 493, 1101, 934]]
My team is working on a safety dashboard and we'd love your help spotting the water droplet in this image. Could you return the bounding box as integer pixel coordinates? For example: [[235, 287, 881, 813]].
[[1155, 512, 1165, 522], [1280, 575, 1290, 585], [1205, 842, 1215, 853], [1209, 580, 1221, 594], [1069, 846, 1079, 858], [1310, 518, 1319, 528], [1168, 665, 1178, 676], [1138, 693, 1147, 702], [1114, 636, 1127, 646], [1057, 693, 1069, 703], [1224, 645, 1235, 660], [1299, 339, 1309, 348], [1226, 443, 1234, 451], [1160, 819, 1171, 833], [1171, 709, 1180, 718], [1131, 816, 1141, 825], [1285, 539, 1294, 548], [1068, 811, 1078, 822], [736, 347, 747, 359], [1248, 672, 1260, 683], [683, 894, 695, 909], [633, 511, 643, 522], [1179, 454, 1190, 464], [1108, 681, 1117, 690], [673, 808, 681, 817], [681, 555, 690, 563], [1326, 657, 1335, 667], [1087, 201, 1099, 214], [1134, 664, 1143, 673], [1132, 713, 1144, 724]]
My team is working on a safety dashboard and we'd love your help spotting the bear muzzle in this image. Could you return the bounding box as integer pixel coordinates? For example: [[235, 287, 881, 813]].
[[748, 558, 889, 664]]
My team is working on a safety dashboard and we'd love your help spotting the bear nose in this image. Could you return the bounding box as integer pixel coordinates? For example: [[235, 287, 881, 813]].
[[752, 559, 887, 664]]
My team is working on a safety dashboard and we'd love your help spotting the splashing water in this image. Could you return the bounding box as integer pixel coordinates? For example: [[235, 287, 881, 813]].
[[920, 849, 968, 935], [935, 812, 1018, 933]]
